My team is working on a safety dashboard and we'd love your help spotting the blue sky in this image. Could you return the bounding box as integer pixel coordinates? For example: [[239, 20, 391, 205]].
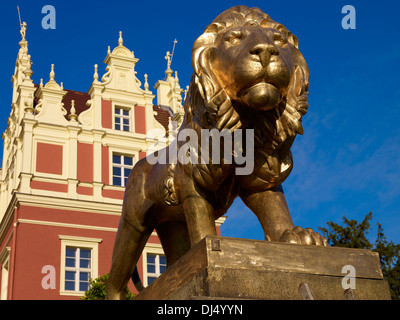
[[1, 0, 399, 244]]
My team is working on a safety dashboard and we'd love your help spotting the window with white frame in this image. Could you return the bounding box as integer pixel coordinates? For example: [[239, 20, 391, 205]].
[[112, 154, 134, 187], [146, 253, 167, 286], [64, 247, 92, 292], [115, 107, 130, 132], [59, 235, 100, 296]]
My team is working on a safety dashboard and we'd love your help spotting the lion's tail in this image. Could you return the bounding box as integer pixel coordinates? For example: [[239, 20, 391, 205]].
[[131, 267, 144, 293]]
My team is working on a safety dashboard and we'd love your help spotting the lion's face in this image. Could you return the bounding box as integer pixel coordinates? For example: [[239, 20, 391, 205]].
[[210, 25, 295, 111], [189, 6, 309, 147]]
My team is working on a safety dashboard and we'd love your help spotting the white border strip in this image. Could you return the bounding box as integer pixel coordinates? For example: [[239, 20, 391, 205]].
[[17, 219, 118, 233]]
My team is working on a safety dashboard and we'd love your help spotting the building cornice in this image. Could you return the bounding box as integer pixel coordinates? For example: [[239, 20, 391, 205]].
[[15, 192, 122, 215]]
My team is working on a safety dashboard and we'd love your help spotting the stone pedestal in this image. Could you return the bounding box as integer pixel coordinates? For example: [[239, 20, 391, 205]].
[[134, 236, 391, 300]]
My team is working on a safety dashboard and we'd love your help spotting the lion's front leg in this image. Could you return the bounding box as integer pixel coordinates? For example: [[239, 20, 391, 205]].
[[240, 185, 328, 246], [176, 167, 217, 247], [240, 185, 295, 241], [183, 194, 217, 247], [279, 226, 328, 246]]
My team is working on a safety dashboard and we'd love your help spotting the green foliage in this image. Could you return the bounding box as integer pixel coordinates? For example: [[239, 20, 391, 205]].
[[319, 212, 374, 249], [374, 223, 400, 300], [80, 273, 135, 300], [319, 212, 400, 300]]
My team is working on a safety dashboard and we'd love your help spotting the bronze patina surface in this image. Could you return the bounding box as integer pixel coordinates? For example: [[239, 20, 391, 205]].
[[107, 5, 328, 300]]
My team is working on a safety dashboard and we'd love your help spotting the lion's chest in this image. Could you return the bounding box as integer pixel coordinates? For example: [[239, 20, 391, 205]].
[[238, 146, 293, 191]]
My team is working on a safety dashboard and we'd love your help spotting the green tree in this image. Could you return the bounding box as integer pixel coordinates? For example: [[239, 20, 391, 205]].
[[80, 273, 135, 300], [319, 212, 400, 300]]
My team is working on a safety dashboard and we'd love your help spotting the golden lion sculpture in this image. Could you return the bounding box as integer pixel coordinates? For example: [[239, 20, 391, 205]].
[[107, 5, 327, 299]]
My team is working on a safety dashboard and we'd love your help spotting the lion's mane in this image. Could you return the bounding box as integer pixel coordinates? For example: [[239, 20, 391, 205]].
[[180, 5, 310, 190]]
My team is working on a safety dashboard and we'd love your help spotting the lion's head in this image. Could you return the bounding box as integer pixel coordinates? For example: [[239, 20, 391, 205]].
[[184, 5, 309, 156]]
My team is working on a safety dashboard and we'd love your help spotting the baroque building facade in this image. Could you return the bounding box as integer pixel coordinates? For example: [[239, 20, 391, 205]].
[[0, 24, 224, 300]]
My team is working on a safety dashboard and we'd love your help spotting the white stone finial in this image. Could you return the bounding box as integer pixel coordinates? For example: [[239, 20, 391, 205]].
[[118, 31, 123, 46], [107, 46, 111, 54], [40, 78, 44, 88], [93, 64, 99, 82], [144, 74, 149, 91], [60, 82, 64, 90], [44, 64, 62, 91], [70, 100, 76, 114], [168, 117, 173, 131], [69, 100, 78, 122], [50, 64, 55, 81], [23, 56, 33, 81], [24, 93, 34, 114]]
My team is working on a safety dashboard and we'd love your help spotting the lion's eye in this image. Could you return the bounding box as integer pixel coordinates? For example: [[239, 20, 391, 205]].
[[273, 33, 287, 47], [225, 31, 244, 46], [229, 37, 242, 45]]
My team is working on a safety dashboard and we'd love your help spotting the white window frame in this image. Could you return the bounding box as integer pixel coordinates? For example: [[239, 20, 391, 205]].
[[59, 235, 101, 297], [112, 153, 134, 187], [64, 247, 92, 293], [114, 106, 131, 132], [141, 242, 166, 287]]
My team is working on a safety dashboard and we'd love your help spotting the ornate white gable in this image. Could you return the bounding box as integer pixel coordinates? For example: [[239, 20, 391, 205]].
[[101, 32, 147, 96], [34, 64, 69, 126]]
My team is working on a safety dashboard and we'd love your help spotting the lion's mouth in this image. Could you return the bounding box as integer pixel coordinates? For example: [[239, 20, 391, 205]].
[[238, 82, 281, 111]]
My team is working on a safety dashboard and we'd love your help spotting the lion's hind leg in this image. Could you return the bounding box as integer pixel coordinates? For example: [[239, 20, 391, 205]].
[[156, 221, 191, 267]]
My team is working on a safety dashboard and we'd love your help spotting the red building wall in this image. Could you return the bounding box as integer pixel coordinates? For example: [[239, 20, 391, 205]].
[[36, 143, 63, 175], [0, 204, 223, 300], [4, 205, 123, 300], [77, 143, 93, 183], [101, 100, 112, 129], [134, 105, 146, 134]]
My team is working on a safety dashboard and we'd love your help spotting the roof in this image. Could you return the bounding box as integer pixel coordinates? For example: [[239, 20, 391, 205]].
[[33, 84, 91, 119], [153, 105, 172, 130], [62, 89, 92, 116]]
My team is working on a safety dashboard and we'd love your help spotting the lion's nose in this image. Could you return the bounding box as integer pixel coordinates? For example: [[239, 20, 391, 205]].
[[250, 43, 279, 66]]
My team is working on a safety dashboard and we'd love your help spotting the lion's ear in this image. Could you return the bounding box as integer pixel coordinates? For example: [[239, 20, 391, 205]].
[[286, 65, 309, 133], [192, 46, 222, 110], [288, 34, 299, 49]]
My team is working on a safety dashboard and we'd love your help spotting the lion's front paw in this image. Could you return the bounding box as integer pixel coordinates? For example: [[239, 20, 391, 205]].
[[279, 226, 328, 246]]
